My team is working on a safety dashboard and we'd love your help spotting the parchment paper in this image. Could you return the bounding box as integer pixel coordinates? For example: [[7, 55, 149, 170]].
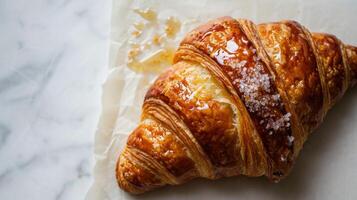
[[86, 0, 357, 199]]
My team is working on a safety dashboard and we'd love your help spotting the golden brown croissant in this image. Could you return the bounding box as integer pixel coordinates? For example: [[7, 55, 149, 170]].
[[116, 17, 357, 194]]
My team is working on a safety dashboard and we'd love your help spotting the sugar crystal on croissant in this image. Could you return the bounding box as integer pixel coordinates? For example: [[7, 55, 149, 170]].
[[116, 17, 357, 194]]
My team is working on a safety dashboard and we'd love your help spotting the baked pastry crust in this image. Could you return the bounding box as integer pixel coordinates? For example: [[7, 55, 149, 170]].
[[116, 17, 357, 194]]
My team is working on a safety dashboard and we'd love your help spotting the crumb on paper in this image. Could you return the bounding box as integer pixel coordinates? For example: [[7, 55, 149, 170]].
[[133, 22, 145, 30], [127, 48, 175, 73], [133, 8, 157, 22], [165, 17, 181, 38], [152, 34, 164, 46], [127, 9, 183, 73], [128, 48, 141, 63], [131, 30, 142, 38]]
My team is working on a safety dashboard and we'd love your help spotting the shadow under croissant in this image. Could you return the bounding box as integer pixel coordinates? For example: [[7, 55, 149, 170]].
[[121, 89, 357, 200]]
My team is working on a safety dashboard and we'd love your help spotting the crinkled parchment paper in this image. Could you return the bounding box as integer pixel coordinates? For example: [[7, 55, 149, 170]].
[[86, 0, 357, 199]]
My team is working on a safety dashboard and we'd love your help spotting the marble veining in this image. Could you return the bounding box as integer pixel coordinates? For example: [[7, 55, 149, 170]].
[[0, 0, 111, 199]]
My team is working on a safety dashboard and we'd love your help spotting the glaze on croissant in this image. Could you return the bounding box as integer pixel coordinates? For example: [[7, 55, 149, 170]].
[[116, 17, 357, 194]]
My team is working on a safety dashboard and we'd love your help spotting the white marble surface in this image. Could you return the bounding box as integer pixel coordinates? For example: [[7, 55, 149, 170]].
[[2, 0, 357, 199], [0, 0, 111, 199], [91, 1, 357, 199]]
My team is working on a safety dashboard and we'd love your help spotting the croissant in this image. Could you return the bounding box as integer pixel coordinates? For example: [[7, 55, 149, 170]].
[[116, 17, 357, 194]]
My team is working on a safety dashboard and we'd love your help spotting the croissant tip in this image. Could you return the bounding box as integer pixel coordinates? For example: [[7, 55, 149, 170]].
[[346, 45, 357, 87], [116, 153, 144, 195]]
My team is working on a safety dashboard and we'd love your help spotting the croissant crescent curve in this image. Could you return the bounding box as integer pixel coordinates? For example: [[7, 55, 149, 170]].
[[116, 17, 357, 194]]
